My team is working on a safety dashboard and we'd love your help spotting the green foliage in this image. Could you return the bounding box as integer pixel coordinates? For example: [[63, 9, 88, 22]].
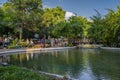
[[0, 66, 49, 80], [2, 0, 43, 40], [20, 42, 29, 47], [53, 16, 88, 38], [42, 6, 65, 27], [1, 0, 120, 47], [8, 38, 19, 49], [53, 21, 68, 37], [87, 12, 104, 43], [41, 6, 65, 36], [87, 6, 120, 47], [0, 8, 4, 27], [8, 38, 30, 48], [53, 16, 88, 45], [69, 16, 88, 37], [102, 7, 120, 47], [0, 8, 5, 35]]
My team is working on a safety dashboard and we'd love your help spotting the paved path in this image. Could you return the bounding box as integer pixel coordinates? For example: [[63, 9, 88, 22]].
[[0, 47, 76, 55], [100, 47, 120, 50]]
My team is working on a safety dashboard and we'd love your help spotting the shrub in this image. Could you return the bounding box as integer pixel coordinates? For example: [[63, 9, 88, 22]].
[[8, 38, 19, 49], [8, 45, 18, 49], [20, 42, 29, 47], [33, 44, 42, 48]]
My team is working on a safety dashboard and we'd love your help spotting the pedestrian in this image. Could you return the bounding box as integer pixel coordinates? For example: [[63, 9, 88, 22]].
[[0, 37, 3, 46]]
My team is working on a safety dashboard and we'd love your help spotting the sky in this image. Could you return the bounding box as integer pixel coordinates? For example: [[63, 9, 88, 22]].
[[1, 0, 120, 18]]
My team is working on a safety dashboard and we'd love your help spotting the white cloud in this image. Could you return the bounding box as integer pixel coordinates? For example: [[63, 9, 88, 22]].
[[43, 4, 51, 9], [65, 11, 76, 20]]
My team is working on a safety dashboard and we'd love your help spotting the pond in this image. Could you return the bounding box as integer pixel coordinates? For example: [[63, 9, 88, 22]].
[[0, 48, 120, 80]]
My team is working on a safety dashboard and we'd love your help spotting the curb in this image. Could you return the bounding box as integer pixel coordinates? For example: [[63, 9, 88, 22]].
[[0, 47, 75, 55]]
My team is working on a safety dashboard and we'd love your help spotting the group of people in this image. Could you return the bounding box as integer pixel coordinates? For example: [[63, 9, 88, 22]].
[[26, 38, 34, 47], [50, 38, 67, 47], [0, 35, 68, 49], [0, 37, 11, 48], [30, 37, 68, 48]]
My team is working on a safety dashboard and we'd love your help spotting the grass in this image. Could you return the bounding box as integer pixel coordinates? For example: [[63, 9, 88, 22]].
[[0, 66, 49, 80]]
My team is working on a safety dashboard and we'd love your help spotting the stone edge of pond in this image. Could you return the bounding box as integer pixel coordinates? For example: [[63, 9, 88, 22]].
[[25, 67, 79, 80], [77, 44, 103, 49], [100, 47, 120, 50], [0, 47, 76, 55]]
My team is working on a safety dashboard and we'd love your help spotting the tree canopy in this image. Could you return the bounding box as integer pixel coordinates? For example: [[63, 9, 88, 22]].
[[53, 16, 88, 39], [2, 0, 43, 40], [0, 0, 120, 47]]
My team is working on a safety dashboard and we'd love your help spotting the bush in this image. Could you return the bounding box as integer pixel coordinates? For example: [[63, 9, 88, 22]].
[[8, 38, 19, 49], [8, 38, 29, 48], [8, 45, 18, 49], [20, 42, 29, 47], [33, 44, 42, 48]]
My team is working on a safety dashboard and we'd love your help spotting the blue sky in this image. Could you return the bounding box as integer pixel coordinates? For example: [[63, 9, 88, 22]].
[[43, 0, 120, 18], [1, 0, 120, 18]]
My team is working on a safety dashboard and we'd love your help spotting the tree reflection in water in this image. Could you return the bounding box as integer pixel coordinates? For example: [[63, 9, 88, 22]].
[[0, 49, 120, 80]]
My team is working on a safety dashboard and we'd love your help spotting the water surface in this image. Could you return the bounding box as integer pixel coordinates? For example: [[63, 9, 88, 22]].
[[0, 49, 120, 80]]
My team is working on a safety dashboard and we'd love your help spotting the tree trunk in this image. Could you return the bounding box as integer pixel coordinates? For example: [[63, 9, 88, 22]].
[[19, 21, 24, 42], [19, 26, 23, 43]]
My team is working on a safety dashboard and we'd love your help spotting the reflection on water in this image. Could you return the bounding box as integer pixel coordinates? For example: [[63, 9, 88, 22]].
[[0, 55, 10, 64], [78, 49, 97, 80], [0, 49, 120, 80]]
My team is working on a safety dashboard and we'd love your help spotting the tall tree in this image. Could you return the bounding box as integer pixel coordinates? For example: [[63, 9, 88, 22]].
[[42, 6, 65, 37], [87, 7, 120, 47], [0, 7, 4, 25], [0, 7, 4, 35], [0, 7, 4, 28], [103, 7, 120, 47], [53, 16, 88, 44], [87, 10, 104, 43], [3, 0, 43, 41]]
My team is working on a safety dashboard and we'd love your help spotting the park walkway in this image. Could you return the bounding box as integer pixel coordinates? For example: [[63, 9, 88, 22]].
[[0, 47, 75, 55]]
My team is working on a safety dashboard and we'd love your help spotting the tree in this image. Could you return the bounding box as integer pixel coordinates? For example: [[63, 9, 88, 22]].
[[53, 16, 88, 44], [0, 7, 4, 35], [68, 16, 88, 38], [87, 11, 104, 43], [87, 7, 120, 47], [0, 8, 4, 26], [42, 6, 65, 37], [103, 7, 120, 47], [3, 0, 43, 41]]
